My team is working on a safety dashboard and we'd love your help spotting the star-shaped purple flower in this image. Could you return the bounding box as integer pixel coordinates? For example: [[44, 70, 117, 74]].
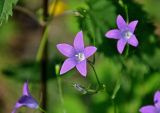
[[12, 81, 39, 113], [105, 15, 138, 54], [56, 31, 97, 77], [140, 91, 160, 113]]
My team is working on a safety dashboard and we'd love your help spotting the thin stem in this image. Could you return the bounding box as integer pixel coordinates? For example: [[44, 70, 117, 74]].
[[38, 0, 59, 110], [14, 6, 39, 25], [118, 0, 129, 23], [40, 28, 48, 111], [124, 44, 129, 58], [92, 54, 96, 65], [40, 0, 49, 112], [92, 29, 96, 64], [38, 106, 47, 113], [112, 99, 117, 113], [36, 26, 49, 62], [36, 0, 59, 61], [88, 61, 101, 87], [56, 75, 66, 113], [124, 5, 129, 24], [120, 0, 129, 57], [124, 3, 129, 57], [43, 0, 49, 21]]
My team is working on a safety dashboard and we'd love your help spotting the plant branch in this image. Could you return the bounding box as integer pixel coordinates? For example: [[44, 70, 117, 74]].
[[14, 6, 40, 25], [56, 74, 66, 113], [88, 60, 101, 88], [40, 0, 49, 112]]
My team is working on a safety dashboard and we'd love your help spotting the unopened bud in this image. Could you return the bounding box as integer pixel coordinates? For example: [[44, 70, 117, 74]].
[[118, 0, 124, 7], [55, 64, 60, 75], [74, 11, 84, 18], [73, 83, 87, 94]]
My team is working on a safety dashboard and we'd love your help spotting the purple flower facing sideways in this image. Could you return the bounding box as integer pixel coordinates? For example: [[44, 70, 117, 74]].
[[12, 81, 38, 113], [57, 31, 97, 77], [140, 91, 160, 113], [105, 15, 138, 54]]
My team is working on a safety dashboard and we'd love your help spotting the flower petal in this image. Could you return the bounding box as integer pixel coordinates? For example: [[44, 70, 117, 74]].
[[117, 38, 127, 54], [60, 58, 76, 75], [74, 31, 84, 51], [12, 103, 23, 113], [154, 90, 160, 109], [57, 44, 74, 57], [105, 29, 121, 39], [127, 35, 138, 47], [76, 60, 87, 77], [11, 108, 17, 113], [18, 95, 39, 109], [117, 15, 127, 30], [23, 81, 30, 96], [139, 105, 157, 113], [128, 20, 138, 33], [15, 102, 23, 108], [84, 46, 97, 58]]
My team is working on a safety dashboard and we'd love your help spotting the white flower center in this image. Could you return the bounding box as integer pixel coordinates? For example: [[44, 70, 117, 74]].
[[122, 30, 133, 40], [75, 52, 85, 62]]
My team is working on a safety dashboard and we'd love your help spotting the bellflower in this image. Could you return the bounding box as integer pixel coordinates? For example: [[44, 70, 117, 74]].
[[139, 91, 160, 113], [56, 31, 97, 77], [105, 15, 138, 54], [12, 81, 39, 113]]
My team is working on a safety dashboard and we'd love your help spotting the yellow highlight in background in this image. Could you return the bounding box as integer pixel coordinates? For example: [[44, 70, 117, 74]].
[[49, 1, 67, 16]]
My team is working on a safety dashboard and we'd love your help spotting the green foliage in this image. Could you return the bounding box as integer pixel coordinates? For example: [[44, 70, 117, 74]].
[[0, 0, 18, 25], [2, 61, 40, 82], [74, 0, 160, 113], [76, 0, 116, 46], [1, 0, 160, 113]]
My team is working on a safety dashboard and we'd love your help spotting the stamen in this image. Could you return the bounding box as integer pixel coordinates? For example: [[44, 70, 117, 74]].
[[75, 52, 85, 62], [122, 30, 133, 40]]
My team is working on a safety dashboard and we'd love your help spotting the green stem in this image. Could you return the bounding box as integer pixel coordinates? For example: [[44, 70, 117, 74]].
[[124, 3, 129, 58], [36, 26, 49, 62], [121, 1, 129, 57], [56, 74, 66, 113], [92, 29, 96, 64], [38, 106, 47, 113], [88, 61, 101, 88], [39, 0, 49, 111], [124, 44, 129, 58], [14, 6, 39, 24], [119, 0, 129, 23], [112, 99, 117, 113], [124, 5, 129, 24], [36, 0, 59, 62]]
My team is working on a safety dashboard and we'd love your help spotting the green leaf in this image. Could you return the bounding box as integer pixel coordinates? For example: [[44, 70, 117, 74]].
[[0, 0, 18, 25]]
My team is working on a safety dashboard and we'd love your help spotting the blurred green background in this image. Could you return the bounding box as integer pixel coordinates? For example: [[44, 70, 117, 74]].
[[0, 0, 160, 113]]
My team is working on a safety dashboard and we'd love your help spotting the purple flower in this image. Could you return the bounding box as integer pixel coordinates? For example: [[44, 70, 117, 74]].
[[56, 31, 97, 77], [12, 81, 39, 113], [139, 91, 160, 113], [105, 15, 138, 54]]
